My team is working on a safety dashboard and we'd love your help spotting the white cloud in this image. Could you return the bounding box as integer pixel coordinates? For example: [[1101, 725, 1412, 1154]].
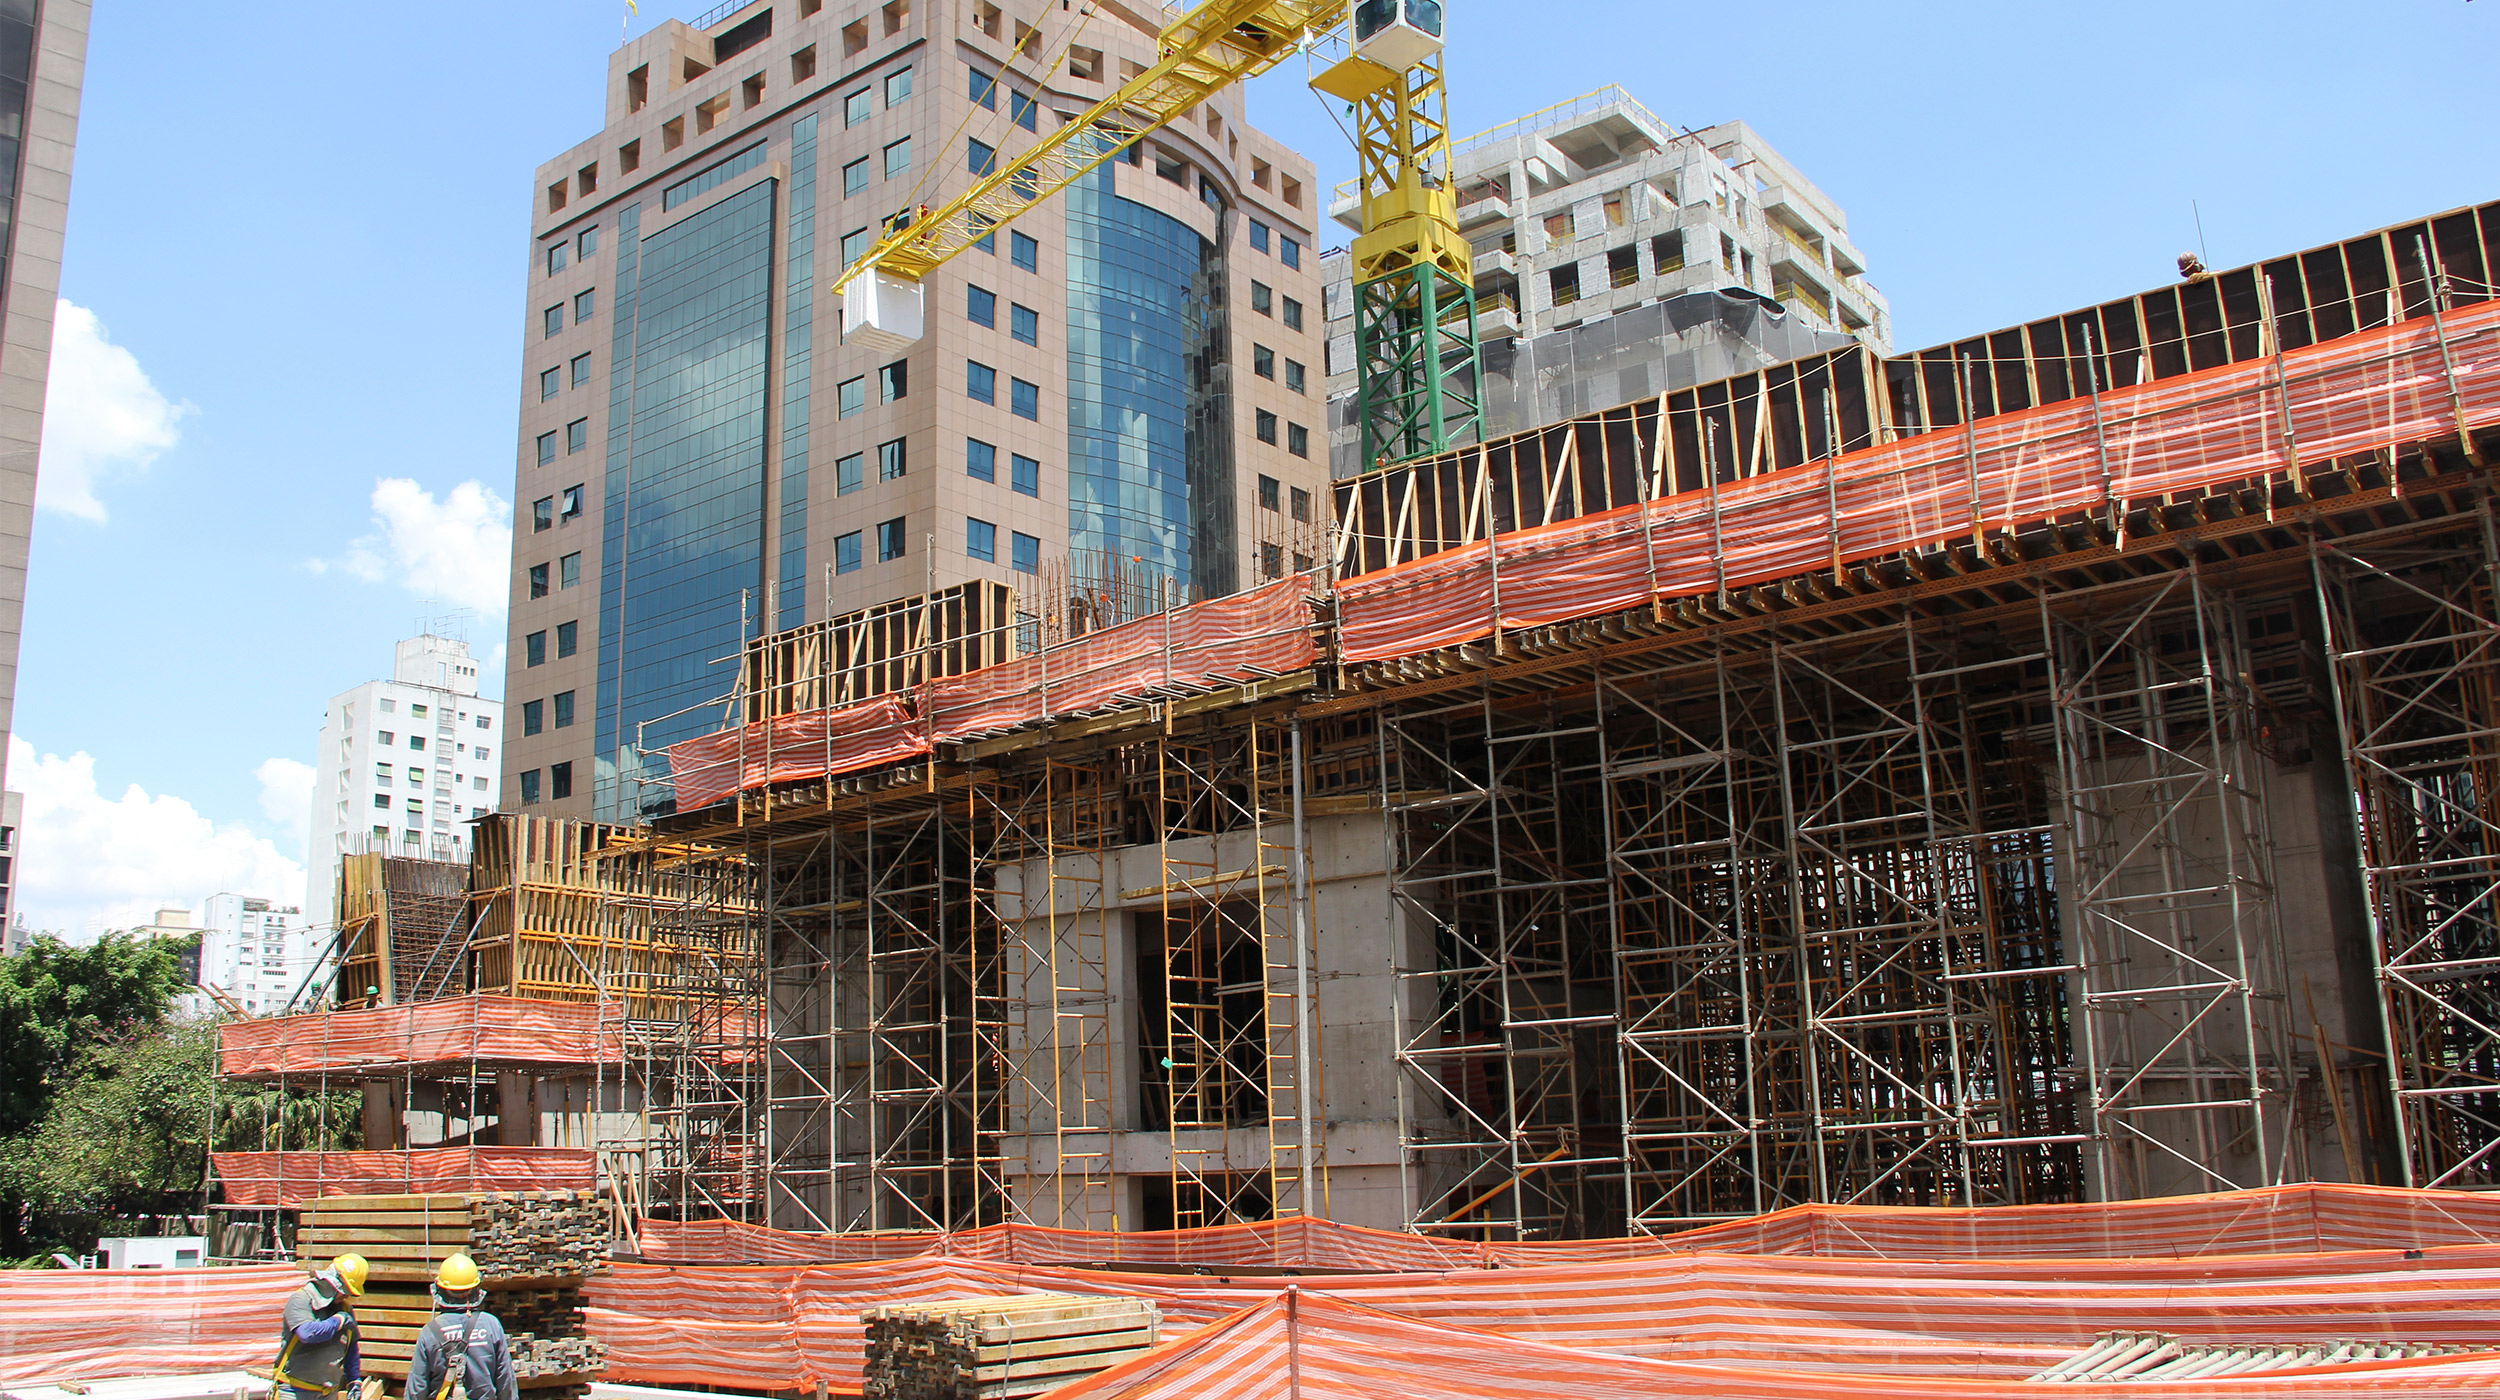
[[314, 477, 512, 614], [254, 756, 315, 857], [36, 300, 191, 523], [11, 735, 306, 938]]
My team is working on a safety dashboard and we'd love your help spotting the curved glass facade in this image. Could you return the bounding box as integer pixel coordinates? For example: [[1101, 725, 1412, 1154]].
[[1064, 161, 1235, 599], [593, 178, 778, 818]]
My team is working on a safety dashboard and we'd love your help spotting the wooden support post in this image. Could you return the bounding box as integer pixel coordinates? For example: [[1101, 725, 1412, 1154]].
[[1704, 414, 1728, 608], [2418, 234, 2487, 467]]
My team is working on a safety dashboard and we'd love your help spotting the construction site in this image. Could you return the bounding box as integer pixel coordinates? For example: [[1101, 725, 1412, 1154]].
[[18, 1, 2500, 1398]]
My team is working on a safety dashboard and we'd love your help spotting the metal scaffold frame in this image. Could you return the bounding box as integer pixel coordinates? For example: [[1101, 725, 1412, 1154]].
[[2316, 498, 2500, 1189], [2046, 568, 2299, 1197]]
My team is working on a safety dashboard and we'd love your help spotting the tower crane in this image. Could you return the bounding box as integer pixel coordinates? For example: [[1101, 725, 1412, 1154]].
[[833, 0, 1478, 471]]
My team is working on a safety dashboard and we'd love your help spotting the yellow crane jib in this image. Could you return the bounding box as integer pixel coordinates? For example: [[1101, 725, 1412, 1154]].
[[837, 0, 1351, 355]]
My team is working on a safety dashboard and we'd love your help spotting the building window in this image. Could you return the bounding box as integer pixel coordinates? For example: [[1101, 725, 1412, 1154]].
[[553, 691, 576, 728], [1011, 530, 1039, 574], [548, 242, 569, 276], [1010, 89, 1037, 131], [543, 305, 561, 337], [1652, 228, 1686, 275], [579, 227, 598, 258], [1256, 411, 1278, 445], [519, 769, 541, 804], [474, 776, 489, 791], [539, 366, 559, 401], [526, 630, 547, 666], [968, 138, 996, 176], [409, 735, 426, 751], [1285, 359, 1305, 393], [843, 156, 869, 196], [536, 431, 556, 465], [378, 730, 395, 745], [478, 715, 494, 730], [1250, 220, 1269, 253], [877, 517, 907, 561], [1258, 473, 1280, 510], [966, 517, 997, 562], [878, 438, 907, 481], [1550, 263, 1581, 307], [967, 360, 996, 404], [839, 375, 865, 417], [562, 485, 583, 519], [845, 87, 870, 125], [373, 793, 391, 809], [1011, 454, 1038, 497], [533, 496, 555, 532], [1010, 303, 1038, 345], [967, 438, 996, 481], [550, 761, 573, 800], [968, 285, 996, 326], [529, 563, 549, 598], [560, 551, 581, 588], [836, 530, 862, 573], [884, 137, 912, 178], [1282, 296, 1303, 331], [1011, 231, 1038, 271], [837, 451, 864, 494], [574, 289, 595, 322], [1010, 378, 1038, 420], [969, 66, 997, 109], [1262, 542, 1283, 579], [556, 620, 578, 657], [1281, 236, 1301, 269], [1251, 281, 1271, 316], [1253, 345, 1274, 379], [571, 352, 593, 387], [878, 360, 908, 402], [886, 66, 913, 106], [567, 418, 588, 453], [1290, 486, 1311, 522], [522, 701, 543, 736], [1288, 423, 1309, 458]]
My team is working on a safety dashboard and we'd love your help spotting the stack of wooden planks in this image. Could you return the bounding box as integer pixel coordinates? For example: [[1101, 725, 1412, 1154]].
[[297, 1192, 609, 1393], [862, 1294, 1160, 1400]]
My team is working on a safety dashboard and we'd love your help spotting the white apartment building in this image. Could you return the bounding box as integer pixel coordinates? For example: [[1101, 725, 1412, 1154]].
[[305, 636, 503, 939], [198, 893, 310, 1015], [1323, 89, 1891, 470]]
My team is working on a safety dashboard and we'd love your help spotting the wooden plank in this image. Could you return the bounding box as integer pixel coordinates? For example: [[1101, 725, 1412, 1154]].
[[303, 1225, 476, 1245], [968, 1326, 1157, 1362], [303, 1194, 471, 1211]]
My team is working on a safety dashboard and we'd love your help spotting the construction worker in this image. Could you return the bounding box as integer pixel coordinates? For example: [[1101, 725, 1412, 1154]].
[[273, 1253, 367, 1400], [405, 1253, 517, 1400]]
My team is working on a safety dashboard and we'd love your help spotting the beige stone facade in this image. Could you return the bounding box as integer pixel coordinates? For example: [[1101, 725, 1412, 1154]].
[[506, 0, 1330, 820]]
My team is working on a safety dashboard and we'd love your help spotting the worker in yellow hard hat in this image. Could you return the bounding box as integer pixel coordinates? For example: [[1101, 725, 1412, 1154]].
[[273, 1253, 366, 1400], [405, 1253, 517, 1400]]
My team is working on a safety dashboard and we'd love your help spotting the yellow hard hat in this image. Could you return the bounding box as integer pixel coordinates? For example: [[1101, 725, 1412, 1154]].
[[435, 1253, 481, 1292], [329, 1253, 369, 1297]]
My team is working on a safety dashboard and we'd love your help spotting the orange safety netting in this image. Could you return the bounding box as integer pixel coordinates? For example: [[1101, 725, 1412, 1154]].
[[1334, 300, 2500, 663], [663, 575, 1318, 811], [0, 1264, 302, 1385], [585, 1185, 2500, 1394], [1042, 1291, 2500, 1400], [211, 1146, 598, 1207], [217, 993, 624, 1077], [635, 1183, 2500, 1268]]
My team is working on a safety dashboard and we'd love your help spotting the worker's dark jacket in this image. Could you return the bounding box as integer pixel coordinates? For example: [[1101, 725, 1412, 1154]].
[[404, 1307, 518, 1400], [274, 1281, 360, 1393]]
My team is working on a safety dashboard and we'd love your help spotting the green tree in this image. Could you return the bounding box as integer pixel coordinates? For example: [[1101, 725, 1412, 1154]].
[[0, 933, 188, 1255]]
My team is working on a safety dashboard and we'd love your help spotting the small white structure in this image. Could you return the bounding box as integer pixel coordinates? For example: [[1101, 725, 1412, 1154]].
[[93, 1236, 204, 1269]]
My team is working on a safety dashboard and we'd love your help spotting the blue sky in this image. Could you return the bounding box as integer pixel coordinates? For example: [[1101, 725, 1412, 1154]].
[[15, 0, 2495, 934]]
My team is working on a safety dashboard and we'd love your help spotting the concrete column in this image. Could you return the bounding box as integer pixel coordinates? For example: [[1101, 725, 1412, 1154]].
[[496, 1072, 538, 1145]]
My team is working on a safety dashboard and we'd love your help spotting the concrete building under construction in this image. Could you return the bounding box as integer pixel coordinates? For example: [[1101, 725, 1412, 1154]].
[[215, 196, 2500, 1243]]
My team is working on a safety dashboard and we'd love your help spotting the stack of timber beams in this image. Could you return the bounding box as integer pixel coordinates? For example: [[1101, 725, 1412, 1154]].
[[299, 1192, 609, 1393], [862, 1295, 1160, 1400]]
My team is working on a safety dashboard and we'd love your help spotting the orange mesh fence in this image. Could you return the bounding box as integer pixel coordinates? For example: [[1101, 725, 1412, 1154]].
[[661, 575, 1317, 812], [1046, 1291, 2500, 1400], [1335, 301, 2500, 663], [211, 1146, 598, 1207], [635, 1214, 1477, 1270], [217, 994, 624, 1077], [0, 1263, 302, 1385], [585, 1242, 2500, 1393]]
